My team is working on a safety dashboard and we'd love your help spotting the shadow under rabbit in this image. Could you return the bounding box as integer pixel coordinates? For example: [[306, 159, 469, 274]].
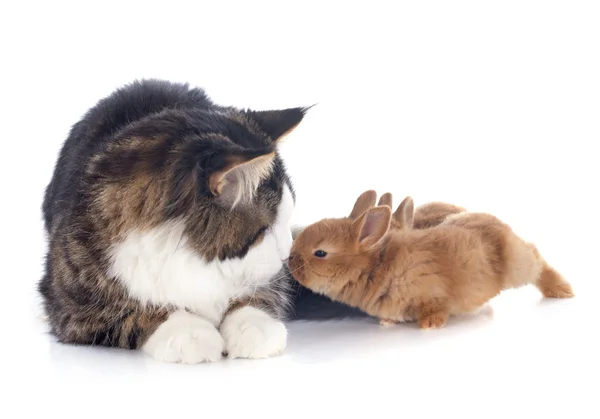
[[285, 304, 496, 362]]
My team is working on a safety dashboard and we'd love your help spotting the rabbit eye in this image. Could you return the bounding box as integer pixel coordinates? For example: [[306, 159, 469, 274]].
[[314, 250, 328, 258]]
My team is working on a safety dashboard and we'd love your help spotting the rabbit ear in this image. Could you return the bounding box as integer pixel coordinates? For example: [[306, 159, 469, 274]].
[[349, 190, 377, 219], [353, 206, 392, 249], [393, 196, 414, 230], [378, 192, 393, 208]]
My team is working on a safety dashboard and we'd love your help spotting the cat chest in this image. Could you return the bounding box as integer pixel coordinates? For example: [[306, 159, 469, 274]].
[[107, 221, 266, 325]]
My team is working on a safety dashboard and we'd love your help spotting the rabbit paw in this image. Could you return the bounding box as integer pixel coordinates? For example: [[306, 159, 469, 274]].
[[418, 312, 448, 329], [220, 306, 287, 359]]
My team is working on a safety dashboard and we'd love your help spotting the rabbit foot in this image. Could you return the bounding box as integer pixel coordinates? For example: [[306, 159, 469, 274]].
[[418, 311, 448, 329], [418, 299, 449, 329]]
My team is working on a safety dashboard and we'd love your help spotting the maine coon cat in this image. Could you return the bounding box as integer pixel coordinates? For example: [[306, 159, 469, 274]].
[[40, 79, 310, 363]]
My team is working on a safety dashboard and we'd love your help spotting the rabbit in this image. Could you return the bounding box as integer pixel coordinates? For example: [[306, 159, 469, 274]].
[[288, 193, 574, 329], [377, 192, 466, 230]]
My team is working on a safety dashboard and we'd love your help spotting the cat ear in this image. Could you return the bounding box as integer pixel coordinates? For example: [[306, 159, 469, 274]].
[[378, 192, 393, 208], [246, 106, 311, 142], [208, 148, 275, 206], [353, 206, 391, 249], [393, 196, 414, 230], [349, 190, 378, 219]]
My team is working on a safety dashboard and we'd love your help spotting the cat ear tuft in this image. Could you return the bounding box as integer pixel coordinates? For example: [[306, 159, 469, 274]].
[[209, 148, 275, 207], [246, 105, 313, 142]]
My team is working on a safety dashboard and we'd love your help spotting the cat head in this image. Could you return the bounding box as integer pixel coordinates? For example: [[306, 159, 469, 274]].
[[86, 83, 309, 270]]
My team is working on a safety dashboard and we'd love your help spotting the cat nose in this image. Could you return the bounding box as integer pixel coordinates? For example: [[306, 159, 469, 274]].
[[288, 254, 295, 261]]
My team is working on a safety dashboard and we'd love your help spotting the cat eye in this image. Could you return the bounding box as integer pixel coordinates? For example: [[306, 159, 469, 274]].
[[314, 250, 327, 258]]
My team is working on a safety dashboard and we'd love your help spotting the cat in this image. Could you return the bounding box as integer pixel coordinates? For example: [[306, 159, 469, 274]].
[[39, 79, 319, 363]]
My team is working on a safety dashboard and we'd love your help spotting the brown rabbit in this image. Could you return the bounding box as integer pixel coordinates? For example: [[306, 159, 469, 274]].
[[288, 194, 574, 329], [377, 192, 466, 230]]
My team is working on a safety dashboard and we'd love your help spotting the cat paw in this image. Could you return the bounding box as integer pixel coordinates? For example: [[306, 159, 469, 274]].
[[220, 306, 287, 359], [142, 311, 224, 364]]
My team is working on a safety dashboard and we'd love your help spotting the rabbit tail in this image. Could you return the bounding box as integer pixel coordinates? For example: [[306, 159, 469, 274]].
[[535, 263, 574, 298]]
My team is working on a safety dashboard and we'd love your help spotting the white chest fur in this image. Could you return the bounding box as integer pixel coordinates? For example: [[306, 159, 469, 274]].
[[108, 186, 295, 326]]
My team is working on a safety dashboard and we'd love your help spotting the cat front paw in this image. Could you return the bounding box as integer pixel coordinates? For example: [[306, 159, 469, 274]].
[[220, 306, 287, 359], [142, 311, 224, 364]]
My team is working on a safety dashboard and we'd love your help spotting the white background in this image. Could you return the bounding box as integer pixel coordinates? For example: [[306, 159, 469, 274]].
[[1, 1, 599, 418]]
